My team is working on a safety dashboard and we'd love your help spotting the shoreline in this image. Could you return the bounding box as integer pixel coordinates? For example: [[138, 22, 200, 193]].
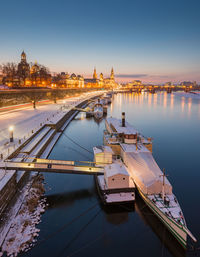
[[0, 91, 103, 256]]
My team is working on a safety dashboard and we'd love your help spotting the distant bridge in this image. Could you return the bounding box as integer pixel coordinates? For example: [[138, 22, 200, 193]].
[[0, 158, 104, 175]]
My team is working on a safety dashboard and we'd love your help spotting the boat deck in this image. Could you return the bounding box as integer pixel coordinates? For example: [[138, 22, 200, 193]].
[[148, 194, 186, 226]]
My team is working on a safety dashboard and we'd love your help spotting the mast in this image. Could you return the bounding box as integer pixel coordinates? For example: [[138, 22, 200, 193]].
[[160, 168, 166, 201]]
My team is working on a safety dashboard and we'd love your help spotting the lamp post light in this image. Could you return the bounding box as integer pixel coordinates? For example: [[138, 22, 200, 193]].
[[9, 126, 14, 143]]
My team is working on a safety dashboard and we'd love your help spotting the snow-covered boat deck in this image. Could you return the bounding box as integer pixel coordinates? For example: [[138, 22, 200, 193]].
[[148, 194, 186, 226]]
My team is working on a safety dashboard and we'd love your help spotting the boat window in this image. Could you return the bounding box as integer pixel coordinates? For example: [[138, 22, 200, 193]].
[[112, 178, 115, 181], [123, 178, 125, 180]]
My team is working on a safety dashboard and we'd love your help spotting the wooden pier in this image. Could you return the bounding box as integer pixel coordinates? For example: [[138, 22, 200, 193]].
[[0, 158, 104, 175]]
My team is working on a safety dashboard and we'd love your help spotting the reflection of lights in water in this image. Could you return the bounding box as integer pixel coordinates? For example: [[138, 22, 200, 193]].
[[153, 94, 157, 106], [134, 93, 139, 104], [163, 92, 167, 108], [141, 92, 144, 104], [181, 97, 185, 112], [170, 94, 174, 109], [148, 93, 152, 106], [188, 98, 192, 117], [115, 93, 122, 108]]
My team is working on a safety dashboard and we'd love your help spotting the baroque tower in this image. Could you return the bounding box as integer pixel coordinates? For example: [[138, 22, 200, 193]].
[[21, 51, 27, 62], [93, 67, 97, 80], [110, 67, 114, 80], [100, 72, 104, 81]]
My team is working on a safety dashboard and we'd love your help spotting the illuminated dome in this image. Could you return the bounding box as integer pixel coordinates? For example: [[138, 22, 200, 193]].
[[71, 73, 76, 79]]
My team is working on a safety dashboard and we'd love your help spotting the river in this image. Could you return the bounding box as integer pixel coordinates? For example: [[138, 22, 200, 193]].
[[23, 92, 200, 257]]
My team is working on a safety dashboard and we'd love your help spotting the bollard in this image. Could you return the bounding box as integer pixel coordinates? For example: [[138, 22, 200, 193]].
[[32, 130, 34, 133], [0, 153, 3, 159], [19, 139, 21, 144]]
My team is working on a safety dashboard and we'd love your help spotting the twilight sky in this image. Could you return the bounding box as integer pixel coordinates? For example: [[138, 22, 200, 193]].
[[0, 0, 200, 83]]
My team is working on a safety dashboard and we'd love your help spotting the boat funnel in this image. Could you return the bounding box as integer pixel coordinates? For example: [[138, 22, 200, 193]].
[[122, 112, 125, 127]]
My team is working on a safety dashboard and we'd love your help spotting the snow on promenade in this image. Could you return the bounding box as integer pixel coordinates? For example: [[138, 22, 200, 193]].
[[0, 91, 101, 161], [0, 91, 103, 256]]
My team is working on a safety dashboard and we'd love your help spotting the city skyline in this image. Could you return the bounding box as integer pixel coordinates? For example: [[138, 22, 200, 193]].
[[0, 0, 200, 83]]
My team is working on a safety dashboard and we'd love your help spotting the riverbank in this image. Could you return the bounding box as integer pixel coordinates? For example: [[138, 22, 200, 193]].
[[0, 91, 104, 256]]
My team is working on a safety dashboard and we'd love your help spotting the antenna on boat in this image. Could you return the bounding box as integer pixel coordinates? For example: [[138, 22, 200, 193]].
[[160, 168, 167, 201]]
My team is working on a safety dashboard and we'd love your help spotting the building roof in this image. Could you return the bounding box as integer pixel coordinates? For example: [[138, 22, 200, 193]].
[[93, 145, 113, 155], [84, 78, 99, 83], [105, 162, 129, 177], [126, 151, 172, 194]]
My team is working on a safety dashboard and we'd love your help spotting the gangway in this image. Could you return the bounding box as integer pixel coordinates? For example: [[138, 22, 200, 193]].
[[0, 158, 104, 175]]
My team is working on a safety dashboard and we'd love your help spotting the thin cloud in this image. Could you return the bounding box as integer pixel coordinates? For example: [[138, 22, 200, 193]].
[[115, 74, 148, 78]]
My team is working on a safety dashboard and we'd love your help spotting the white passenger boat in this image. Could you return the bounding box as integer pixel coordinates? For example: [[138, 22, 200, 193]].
[[93, 146, 135, 204], [103, 113, 197, 248], [93, 100, 103, 120]]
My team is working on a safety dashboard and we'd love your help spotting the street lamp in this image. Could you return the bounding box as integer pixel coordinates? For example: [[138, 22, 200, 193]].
[[9, 126, 14, 142]]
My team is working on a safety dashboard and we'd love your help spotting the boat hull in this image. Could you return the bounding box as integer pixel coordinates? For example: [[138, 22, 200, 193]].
[[138, 188, 187, 249]]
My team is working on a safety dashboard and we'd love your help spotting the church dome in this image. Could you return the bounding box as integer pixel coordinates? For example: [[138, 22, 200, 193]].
[[71, 73, 76, 79]]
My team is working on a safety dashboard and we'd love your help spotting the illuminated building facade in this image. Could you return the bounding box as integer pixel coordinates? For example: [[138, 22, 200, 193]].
[[84, 67, 118, 88], [54, 72, 84, 88], [4, 51, 51, 87], [127, 80, 143, 88]]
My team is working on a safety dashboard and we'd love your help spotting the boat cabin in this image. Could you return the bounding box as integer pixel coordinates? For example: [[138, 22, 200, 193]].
[[105, 114, 138, 144], [104, 163, 131, 189]]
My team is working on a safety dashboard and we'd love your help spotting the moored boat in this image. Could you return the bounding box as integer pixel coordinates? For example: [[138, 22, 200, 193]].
[[103, 112, 197, 248], [93, 100, 103, 120], [93, 145, 135, 204]]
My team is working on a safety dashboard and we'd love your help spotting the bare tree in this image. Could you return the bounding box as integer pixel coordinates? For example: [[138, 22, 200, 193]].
[[0, 63, 18, 86]]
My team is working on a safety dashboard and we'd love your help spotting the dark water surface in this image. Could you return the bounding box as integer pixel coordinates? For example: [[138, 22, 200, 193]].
[[23, 92, 200, 257]]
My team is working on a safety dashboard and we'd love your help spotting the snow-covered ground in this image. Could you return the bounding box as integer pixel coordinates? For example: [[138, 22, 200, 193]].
[[174, 91, 200, 99], [0, 90, 103, 256], [0, 174, 46, 257], [0, 91, 102, 161]]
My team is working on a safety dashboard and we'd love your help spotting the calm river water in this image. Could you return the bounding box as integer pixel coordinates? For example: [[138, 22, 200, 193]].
[[23, 92, 200, 257]]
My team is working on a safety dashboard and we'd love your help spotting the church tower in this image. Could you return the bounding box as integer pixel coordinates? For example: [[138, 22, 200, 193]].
[[110, 67, 114, 80], [21, 51, 27, 62], [93, 67, 97, 80], [100, 72, 104, 81]]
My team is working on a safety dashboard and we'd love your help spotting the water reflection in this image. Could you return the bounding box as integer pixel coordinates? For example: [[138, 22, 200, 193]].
[[46, 188, 95, 209], [170, 94, 174, 109], [148, 93, 152, 106], [188, 98, 192, 117], [181, 97, 185, 113], [163, 92, 167, 108], [153, 93, 158, 106], [101, 204, 134, 225]]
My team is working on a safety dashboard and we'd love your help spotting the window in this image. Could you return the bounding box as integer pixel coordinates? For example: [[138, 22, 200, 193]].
[[112, 178, 115, 181], [123, 178, 125, 180]]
